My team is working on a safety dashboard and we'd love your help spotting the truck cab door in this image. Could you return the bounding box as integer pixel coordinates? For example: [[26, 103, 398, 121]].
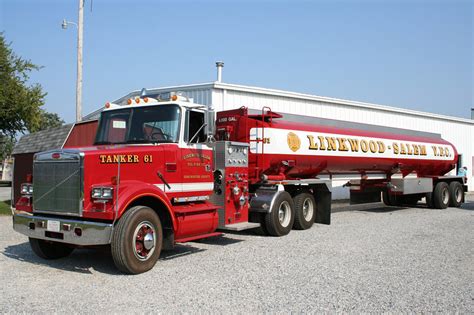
[[180, 109, 213, 196]]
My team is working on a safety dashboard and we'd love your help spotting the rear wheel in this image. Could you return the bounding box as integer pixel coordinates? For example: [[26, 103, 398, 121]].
[[111, 206, 163, 274], [29, 238, 74, 259], [433, 182, 450, 209], [263, 192, 295, 236], [382, 191, 391, 206], [259, 213, 270, 236], [293, 192, 316, 230], [382, 191, 402, 206], [448, 181, 464, 207], [425, 192, 434, 208]]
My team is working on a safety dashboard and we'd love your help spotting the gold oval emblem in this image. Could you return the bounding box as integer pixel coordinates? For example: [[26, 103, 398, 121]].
[[287, 132, 301, 152]]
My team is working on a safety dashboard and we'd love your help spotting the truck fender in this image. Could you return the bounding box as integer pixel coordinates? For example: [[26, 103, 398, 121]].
[[115, 180, 177, 231]]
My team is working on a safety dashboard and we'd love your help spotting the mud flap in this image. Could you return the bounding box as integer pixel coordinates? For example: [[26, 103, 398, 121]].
[[314, 188, 331, 225]]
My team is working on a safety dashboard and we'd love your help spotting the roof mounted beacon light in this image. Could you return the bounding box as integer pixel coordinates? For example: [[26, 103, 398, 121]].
[[104, 102, 120, 109], [170, 91, 192, 103], [124, 97, 160, 106]]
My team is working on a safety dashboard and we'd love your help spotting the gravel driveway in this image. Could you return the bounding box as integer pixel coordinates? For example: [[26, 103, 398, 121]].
[[0, 202, 473, 313]]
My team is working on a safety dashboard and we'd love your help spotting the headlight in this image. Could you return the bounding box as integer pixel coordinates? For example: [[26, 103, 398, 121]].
[[91, 187, 113, 199], [21, 183, 33, 195], [102, 188, 113, 199], [21, 184, 28, 194], [92, 188, 102, 198]]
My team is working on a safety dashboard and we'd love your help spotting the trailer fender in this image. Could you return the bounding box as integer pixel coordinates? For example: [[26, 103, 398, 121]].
[[249, 186, 285, 214]]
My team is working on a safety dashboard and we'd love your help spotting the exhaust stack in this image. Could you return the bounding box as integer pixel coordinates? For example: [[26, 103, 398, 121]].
[[216, 61, 224, 82]]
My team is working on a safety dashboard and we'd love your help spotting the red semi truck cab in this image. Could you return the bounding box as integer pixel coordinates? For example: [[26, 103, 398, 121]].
[[13, 93, 466, 274], [13, 94, 259, 273]]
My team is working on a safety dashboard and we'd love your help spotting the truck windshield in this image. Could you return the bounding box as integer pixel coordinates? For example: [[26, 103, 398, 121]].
[[95, 105, 181, 145]]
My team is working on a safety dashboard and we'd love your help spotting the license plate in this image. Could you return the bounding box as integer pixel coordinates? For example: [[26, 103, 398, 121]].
[[47, 220, 60, 232]]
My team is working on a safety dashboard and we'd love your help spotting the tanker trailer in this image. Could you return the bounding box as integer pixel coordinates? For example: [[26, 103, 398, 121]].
[[215, 107, 465, 236]]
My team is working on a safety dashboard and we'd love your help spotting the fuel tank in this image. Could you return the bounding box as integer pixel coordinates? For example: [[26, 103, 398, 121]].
[[216, 107, 457, 183]]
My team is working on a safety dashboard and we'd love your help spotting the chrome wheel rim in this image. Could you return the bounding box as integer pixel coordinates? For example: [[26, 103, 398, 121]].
[[278, 201, 292, 228], [442, 188, 449, 205], [302, 198, 314, 222], [133, 221, 156, 261]]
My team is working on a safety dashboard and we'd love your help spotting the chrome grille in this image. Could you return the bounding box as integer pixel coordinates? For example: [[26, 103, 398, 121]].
[[33, 150, 83, 216]]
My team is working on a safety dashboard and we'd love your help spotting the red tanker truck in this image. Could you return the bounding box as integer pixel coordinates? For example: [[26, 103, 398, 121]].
[[12, 92, 466, 273]]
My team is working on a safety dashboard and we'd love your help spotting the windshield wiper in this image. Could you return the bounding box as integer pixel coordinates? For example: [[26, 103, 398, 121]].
[[126, 139, 173, 144], [95, 141, 126, 145]]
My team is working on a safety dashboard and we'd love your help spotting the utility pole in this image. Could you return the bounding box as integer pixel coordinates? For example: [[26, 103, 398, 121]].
[[76, 0, 84, 122]]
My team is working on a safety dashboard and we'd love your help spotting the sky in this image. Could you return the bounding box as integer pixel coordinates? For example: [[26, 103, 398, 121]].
[[0, 0, 472, 124]]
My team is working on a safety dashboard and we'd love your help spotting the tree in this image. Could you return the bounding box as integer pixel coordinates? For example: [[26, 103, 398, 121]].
[[0, 32, 64, 159], [34, 110, 65, 132], [0, 136, 15, 162]]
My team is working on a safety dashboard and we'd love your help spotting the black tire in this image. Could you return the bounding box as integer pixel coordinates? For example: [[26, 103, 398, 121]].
[[448, 181, 464, 208], [29, 238, 74, 260], [425, 192, 434, 208], [259, 214, 270, 236], [293, 192, 316, 230], [382, 191, 402, 206], [263, 191, 295, 236], [433, 182, 450, 209], [382, 191, 392, 206], [111, 206, 163, 274]]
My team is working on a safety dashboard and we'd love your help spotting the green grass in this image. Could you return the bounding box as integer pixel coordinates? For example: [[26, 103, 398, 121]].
[[0, 200, 12, 216]]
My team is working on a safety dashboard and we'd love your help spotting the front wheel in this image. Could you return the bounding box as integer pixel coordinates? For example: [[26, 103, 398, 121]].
[[263, 192, 295, 236], [111, 206, 163, 274], [29, 238, 74, 259]]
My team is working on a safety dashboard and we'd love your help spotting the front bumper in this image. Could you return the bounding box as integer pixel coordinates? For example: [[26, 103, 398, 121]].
[[13, 212, 113, 246]]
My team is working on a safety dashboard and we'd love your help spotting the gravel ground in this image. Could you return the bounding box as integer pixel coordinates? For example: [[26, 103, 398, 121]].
[[0, 201, 473, 313]]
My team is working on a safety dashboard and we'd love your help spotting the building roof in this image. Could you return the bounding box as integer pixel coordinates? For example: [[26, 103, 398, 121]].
[[82, 108, 103, 121], [12, 124, 73, 155], [111, 81, 474, 125]]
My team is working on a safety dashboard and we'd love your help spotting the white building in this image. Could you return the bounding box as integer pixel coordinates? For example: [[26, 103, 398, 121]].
[[109, 70, 473, 199]]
